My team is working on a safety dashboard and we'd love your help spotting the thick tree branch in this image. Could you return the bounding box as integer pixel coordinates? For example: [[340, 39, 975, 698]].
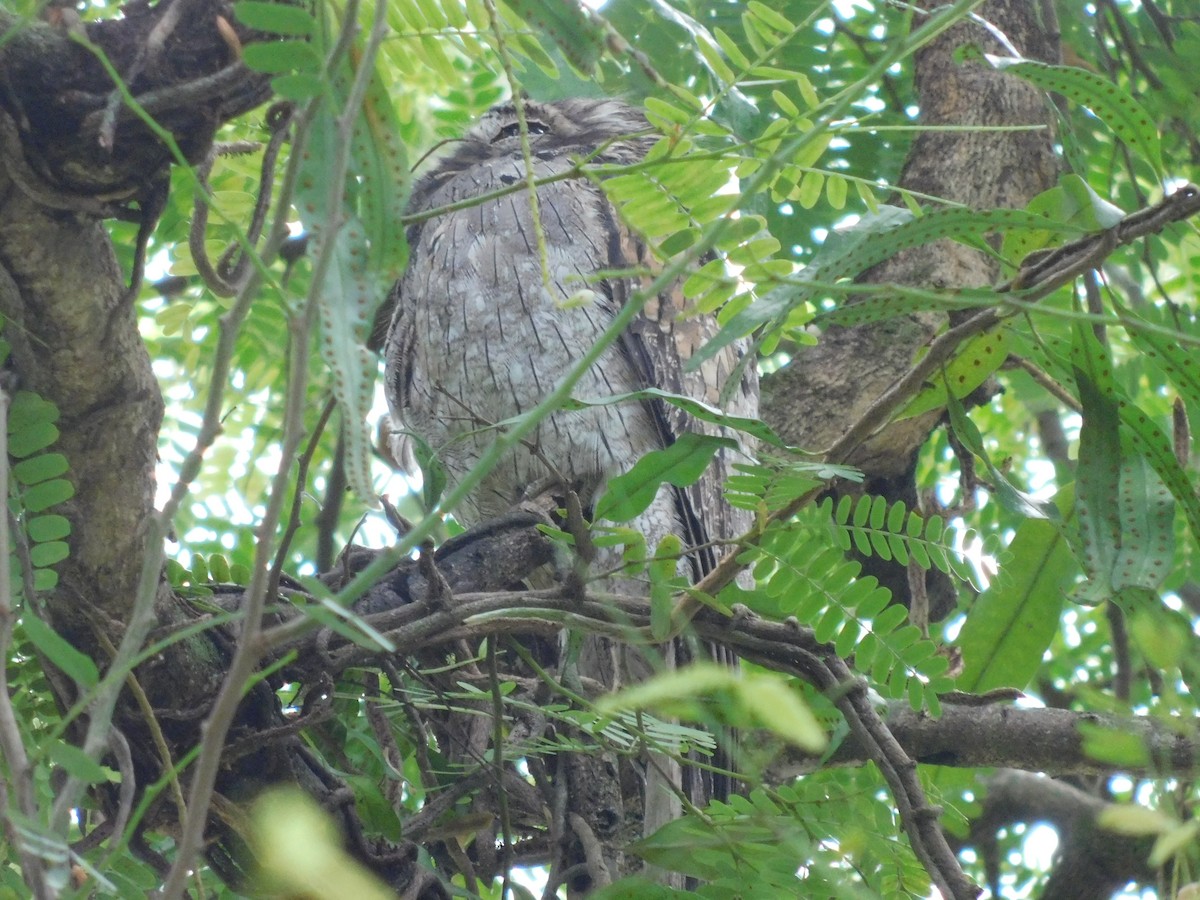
[[972, 770, 1155, 900], [759, 3, 1061, 476], [0, 5, 270, 196], [774, 700, 1200, 779], [0, 181, 161, 635], [245, 525, 1200, 782]]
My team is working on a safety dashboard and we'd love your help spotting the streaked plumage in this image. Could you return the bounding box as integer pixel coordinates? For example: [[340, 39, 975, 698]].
[[382, 98, 757, 593]]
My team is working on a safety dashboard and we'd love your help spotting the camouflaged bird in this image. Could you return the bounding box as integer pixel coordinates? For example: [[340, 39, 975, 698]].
[[381, 98, 757, 595], [380, 101, 756, 857]]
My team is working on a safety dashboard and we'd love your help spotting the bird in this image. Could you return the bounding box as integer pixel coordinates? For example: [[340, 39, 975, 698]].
[[379, 97, 757, 845], [382, 96, 756, 580]]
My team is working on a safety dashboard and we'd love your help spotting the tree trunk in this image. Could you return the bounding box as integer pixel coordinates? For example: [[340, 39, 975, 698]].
[[761, 0, 1062, 620]]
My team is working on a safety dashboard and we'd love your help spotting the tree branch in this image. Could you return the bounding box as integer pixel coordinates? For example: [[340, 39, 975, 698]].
[[247, 528, 1200, 782], [774, 700, 1200, 779], [971, 769, 1155, 900]]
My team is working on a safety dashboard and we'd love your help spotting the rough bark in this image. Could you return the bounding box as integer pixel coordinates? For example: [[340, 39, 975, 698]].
[[759, 0, 1062, 621], [760, 0, 1060, 463], [0, 6, 269, 634], [0, 6, 269, 196], [0, 181, 161, 636], [770, 700, 1200, 779]]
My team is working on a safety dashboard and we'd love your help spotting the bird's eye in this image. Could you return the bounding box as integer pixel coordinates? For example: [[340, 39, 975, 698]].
[[494, 120, 550, 141]]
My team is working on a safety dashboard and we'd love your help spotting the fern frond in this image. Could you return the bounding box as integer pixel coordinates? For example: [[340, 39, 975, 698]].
[[725, 459, 864, 512], [828, 494, 977, 584], [7, 386, 74, 596], [748, 521, 955, 709]]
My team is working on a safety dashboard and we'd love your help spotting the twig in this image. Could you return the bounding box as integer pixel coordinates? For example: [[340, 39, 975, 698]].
[[487, 643, 514, 897], [188, 155, 236, 297], [158, 3, 388, 893], [1106, 602, 1131, 703], [821, 653, 979, 900], [216, 104, 294, 289], [269, 395, 337, 600], [1006, 355, 1082, 412], [88, 628, 191, 873], [314, 420, 347, 572], [119, 175, 169, 308], [101, 728, 137, 860], [567, 813, 612, 889]]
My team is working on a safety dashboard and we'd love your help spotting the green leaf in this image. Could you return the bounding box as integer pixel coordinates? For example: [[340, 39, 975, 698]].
[[209, 554, 232, 583], [1097, 803, 1175, 837], [294, 581, 396, 653], [1079, 722, 1150, 767], [46, 740, 109, 784], [8, 422, 59, 459], [313, 223, 379, 503], [1003, 174, 1127, 264], [562, 387, 787, 448], [796, 171, 823, 209], [25, 515, 69, 543], [1119, 301, 1200, 411], [747, 1, 795, 35], [271, 73, 325, 100], [1149, 819, 1200, 868], [594, 433, 734, 523], [12, 453, 68, 486], [406, 432, 446, 511], [29, 541, 68, 568], [235, 1, 317, 36], [900, 327, 1012, 419], [349, 57, 410, 281], [696, 37, 735, 85], [1117, 397, 1200, 547], [648, 535, 683, 641], [629, 817, 730, 882], [597, 662, 732, 717], [945, 389, 1059, 520], [506, 0, 605, 73], [1111, 453, 1174, 594], [21, 614, 99, 687], [956, 486, 1074, 692], [252, 789, 396, 900], [8, 391, 59, 432], [1072, 325, 1122, 601], [1016, 322, 1200, 549], [738, 674, 826, 751], [1129, 608, 1188, 670], [190, 554, 209, 584], [21, 478, 74, 513], [975, 53, 1163, 177], [242, 40, 322, 75], [293, 29, 408, 506], [825, 174, 847, 210]]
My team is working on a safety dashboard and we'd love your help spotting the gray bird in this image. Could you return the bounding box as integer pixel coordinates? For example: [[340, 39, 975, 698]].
[[380, 99, 757, 847], [382, 97, 756, 587]]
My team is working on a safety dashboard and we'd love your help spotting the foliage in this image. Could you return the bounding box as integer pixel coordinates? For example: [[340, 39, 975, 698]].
[[1, 0, 1200, 898]]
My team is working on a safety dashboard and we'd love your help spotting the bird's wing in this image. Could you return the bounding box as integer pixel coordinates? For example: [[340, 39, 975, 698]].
[[604, 212, 758, 580]]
